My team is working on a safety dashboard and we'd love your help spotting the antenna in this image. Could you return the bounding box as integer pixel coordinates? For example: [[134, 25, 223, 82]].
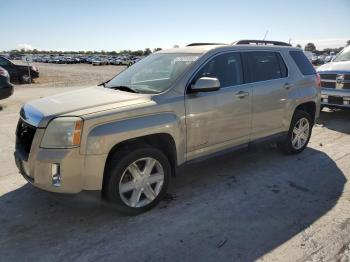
[[263, 30, 269, 40]]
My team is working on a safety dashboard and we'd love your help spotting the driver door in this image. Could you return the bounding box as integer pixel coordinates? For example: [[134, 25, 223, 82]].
[[185, 52, 252, 160]]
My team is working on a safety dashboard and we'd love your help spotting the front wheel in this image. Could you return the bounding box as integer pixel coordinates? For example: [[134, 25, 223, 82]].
[[103, 146, 171, 215], [278, 110, 313, 154], [20, 74, 31, 84]]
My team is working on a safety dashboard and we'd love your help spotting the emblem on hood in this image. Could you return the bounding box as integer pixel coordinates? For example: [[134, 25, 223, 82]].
[[336, 74, 345, 89]]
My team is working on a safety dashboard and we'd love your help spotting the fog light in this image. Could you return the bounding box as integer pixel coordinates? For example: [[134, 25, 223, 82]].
[[52, 163, 61, 187]]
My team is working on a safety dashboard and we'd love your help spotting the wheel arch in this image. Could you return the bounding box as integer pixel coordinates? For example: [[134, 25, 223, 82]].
[[294, 101, 316, 124], [102, 133, 178, 195]]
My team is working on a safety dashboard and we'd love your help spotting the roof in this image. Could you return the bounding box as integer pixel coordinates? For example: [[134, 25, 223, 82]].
[[157, 45, 226, 54], [158, 43, 299, 55]]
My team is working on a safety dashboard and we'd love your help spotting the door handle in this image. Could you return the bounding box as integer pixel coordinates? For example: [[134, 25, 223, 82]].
[[284, 83, 293, 90], [235, 91, 249, 98]]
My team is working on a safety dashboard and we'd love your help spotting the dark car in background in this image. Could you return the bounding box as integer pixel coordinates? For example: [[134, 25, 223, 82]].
[[0, 66, 13, 100], [0, 56, 39, 83]]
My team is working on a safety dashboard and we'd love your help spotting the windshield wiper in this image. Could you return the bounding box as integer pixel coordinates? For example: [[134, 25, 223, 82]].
[[98, 79, 111, 87], [107, 85, 139, 93]]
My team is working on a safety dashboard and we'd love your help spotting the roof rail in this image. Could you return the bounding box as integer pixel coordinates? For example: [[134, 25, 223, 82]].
[[186, 43, 226, 47], [233, 40, 291, 47]]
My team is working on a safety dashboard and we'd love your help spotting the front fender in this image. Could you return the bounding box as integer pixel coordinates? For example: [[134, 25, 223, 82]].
[[84, 113, 185, 164]]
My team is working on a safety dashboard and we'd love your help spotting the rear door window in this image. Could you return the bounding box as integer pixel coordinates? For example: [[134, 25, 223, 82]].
[[193, 52, 243, 88], [289, 51, 316, 75], [243, 51, 285, 83]]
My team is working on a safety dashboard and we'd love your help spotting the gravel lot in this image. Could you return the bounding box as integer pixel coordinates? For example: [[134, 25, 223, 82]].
[[15, 60, 124, 88], [0, 63, 350, 262]]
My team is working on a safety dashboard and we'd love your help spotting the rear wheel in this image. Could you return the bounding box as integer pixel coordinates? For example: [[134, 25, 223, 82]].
[[278, 110, 313, 154], [103, 146, 171, 215]]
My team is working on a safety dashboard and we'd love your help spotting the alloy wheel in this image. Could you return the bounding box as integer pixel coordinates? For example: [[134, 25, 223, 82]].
[[291, 117, 310, 150], [119, 157, 164, 208]]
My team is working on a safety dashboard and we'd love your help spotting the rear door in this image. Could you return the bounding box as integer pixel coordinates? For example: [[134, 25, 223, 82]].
[[242, 51, 289, 139]]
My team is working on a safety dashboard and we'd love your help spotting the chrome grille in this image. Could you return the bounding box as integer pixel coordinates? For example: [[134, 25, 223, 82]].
[[319, 73, 350, 89], [320, 74, 336, 80], [321, 82, 335, 88]]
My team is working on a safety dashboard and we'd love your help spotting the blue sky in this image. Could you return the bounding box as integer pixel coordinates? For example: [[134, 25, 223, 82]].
[[1, 0, 349, 51]]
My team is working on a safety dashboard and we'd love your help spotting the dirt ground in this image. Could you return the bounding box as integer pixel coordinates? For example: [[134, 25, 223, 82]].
[[15, 60, 124, 88], [0, 63, 350, 262]]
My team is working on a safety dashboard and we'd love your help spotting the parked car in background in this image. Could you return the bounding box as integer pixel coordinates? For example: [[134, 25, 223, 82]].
[[0, 56, 39, 83], [92, 58, 108, 66], [312, 54, 319, 65], [0, 66, 14, 100], [324, 54, 336, 63], [114, 58, 129, 65], [26, 54, 144, 66], [14, 40, 320, 215], [317, 45, 350, 110]]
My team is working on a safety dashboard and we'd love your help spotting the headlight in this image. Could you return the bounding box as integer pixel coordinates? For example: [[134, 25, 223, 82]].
[[41, 117, 83, 148]]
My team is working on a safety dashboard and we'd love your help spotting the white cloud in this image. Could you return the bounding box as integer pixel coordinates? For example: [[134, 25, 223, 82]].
[[16, 43, 34, 51]]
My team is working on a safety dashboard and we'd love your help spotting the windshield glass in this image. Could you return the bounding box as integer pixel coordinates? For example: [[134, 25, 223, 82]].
[[106, 53, 200, 93], [333, 46, 350, 62]]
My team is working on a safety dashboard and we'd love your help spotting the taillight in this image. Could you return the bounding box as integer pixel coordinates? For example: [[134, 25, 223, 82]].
[[316, 73, 321, 88]]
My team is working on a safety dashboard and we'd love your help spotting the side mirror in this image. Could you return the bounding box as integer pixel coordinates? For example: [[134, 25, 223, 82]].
[[191, 77, 220, 93]]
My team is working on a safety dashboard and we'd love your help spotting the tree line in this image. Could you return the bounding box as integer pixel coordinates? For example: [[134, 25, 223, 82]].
[[5, 47, 163, 56], [297, 40, 350, 54], [4, 40, 350, 56]]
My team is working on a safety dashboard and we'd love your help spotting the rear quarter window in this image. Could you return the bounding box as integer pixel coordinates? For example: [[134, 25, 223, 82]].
[[289, 51, 316, 75]]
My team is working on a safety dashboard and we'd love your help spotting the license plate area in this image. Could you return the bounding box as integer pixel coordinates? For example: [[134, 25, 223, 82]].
[[328, 96, 343, 105]]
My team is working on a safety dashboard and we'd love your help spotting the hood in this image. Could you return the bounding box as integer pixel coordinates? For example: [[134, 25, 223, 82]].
[[317, 61, 350, 73], [22, 86, 150, 127], [15, 64, 35, 70]]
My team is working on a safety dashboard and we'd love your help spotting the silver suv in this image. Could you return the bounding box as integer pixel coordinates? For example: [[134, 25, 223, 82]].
[[317, 45, 350, 109], [14, 40, 320, 214]]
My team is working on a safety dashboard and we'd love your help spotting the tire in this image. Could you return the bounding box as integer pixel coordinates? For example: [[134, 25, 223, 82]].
[[20, 74, 31, 84], [278, 110, 313, 155], [103, 145, 171, 215]]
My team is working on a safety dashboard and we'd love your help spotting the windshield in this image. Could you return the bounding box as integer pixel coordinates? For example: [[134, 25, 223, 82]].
[[106, 53, 200, 93], [333, 46, 350, 62]]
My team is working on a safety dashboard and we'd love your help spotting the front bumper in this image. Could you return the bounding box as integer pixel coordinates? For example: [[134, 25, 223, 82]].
[[30, 70, 39, 78], [0, 85, 14, 100], [14, 146, 86, 193], [321, 88, 350, 108], [14, 146, 108, 194]]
